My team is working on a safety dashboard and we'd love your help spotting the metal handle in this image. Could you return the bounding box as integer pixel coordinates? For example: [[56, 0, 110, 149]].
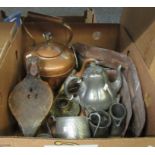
[[26, 11, 73, 46], [88, 112, 101, 137], [109, 103, 126, 127], [64, 76, 81, 100], [76, 58, 97, 77]]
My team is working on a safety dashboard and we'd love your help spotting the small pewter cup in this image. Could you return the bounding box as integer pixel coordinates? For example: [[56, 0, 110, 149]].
[[109, 103, 126, 136], [88, 111, 111, 138]]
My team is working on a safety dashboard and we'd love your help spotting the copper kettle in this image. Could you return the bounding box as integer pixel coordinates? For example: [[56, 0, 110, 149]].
[[24, 15, 75, 90]]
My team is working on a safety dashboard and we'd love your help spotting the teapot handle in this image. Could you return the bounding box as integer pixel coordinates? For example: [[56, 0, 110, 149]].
[[64, 76, 81, 100], [88, 112, 101, 137], [24, 11, 73, 47], [76, 58, 97, 77]]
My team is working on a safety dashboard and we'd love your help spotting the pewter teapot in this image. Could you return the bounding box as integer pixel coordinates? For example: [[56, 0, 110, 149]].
[[64, 59, 122, 112]]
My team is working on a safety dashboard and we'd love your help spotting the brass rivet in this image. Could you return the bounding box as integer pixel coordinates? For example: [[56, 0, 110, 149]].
[[144, 93, 151, 108]]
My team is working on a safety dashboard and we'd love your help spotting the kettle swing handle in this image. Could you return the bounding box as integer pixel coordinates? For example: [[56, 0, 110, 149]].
[[23, 11, 73, 47]]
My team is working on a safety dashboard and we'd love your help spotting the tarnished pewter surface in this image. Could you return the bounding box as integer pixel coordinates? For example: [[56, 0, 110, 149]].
[[55, 116, 90, 139], [64, 59, 122, 112], [73, 43, 145, 136], [50, 97, 80, 117]]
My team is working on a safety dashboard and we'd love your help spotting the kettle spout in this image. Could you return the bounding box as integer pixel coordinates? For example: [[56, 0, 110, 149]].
[[111, 65, 122, 96]]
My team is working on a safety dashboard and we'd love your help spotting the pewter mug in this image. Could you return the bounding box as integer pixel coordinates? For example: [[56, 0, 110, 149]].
[[64, 59, 122, 112], [88, 111, 111, 138], [54, 116, 91, 139], [109, 103, 126, 136]]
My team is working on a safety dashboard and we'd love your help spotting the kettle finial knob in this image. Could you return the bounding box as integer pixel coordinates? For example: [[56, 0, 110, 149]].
[[43, 32, 53, 41]]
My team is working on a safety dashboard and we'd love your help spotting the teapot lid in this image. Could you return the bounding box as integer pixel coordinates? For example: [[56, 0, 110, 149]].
[[83, 63, 103, 77]]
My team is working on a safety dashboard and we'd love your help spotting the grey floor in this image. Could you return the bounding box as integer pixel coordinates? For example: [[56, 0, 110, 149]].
[[0, 7, 123, 23]]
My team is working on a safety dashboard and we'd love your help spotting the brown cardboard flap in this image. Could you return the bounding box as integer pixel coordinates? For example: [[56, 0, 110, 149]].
[[0, 25, 23, 135], [121, 8, 155, 52], [0, 23, 17, 62], [121, 8, 155, 40], [24, 9, 96, 24], [121, 8, 155, 83], [120, 26, 155, 136], [0, 23, 16, 46]]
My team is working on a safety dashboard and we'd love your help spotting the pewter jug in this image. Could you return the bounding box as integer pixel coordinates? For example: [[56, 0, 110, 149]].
[[64, 59, 122, 112]]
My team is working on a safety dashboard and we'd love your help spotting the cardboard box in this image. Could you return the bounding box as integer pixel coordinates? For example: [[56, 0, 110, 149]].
[[0, 8, 155, 146]]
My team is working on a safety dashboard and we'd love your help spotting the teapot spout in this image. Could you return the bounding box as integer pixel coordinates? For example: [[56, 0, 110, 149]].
[[111, 65, 122, 95]]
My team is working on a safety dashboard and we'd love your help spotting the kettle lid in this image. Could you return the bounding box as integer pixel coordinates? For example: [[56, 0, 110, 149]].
[[35, 42, 62, 58]]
